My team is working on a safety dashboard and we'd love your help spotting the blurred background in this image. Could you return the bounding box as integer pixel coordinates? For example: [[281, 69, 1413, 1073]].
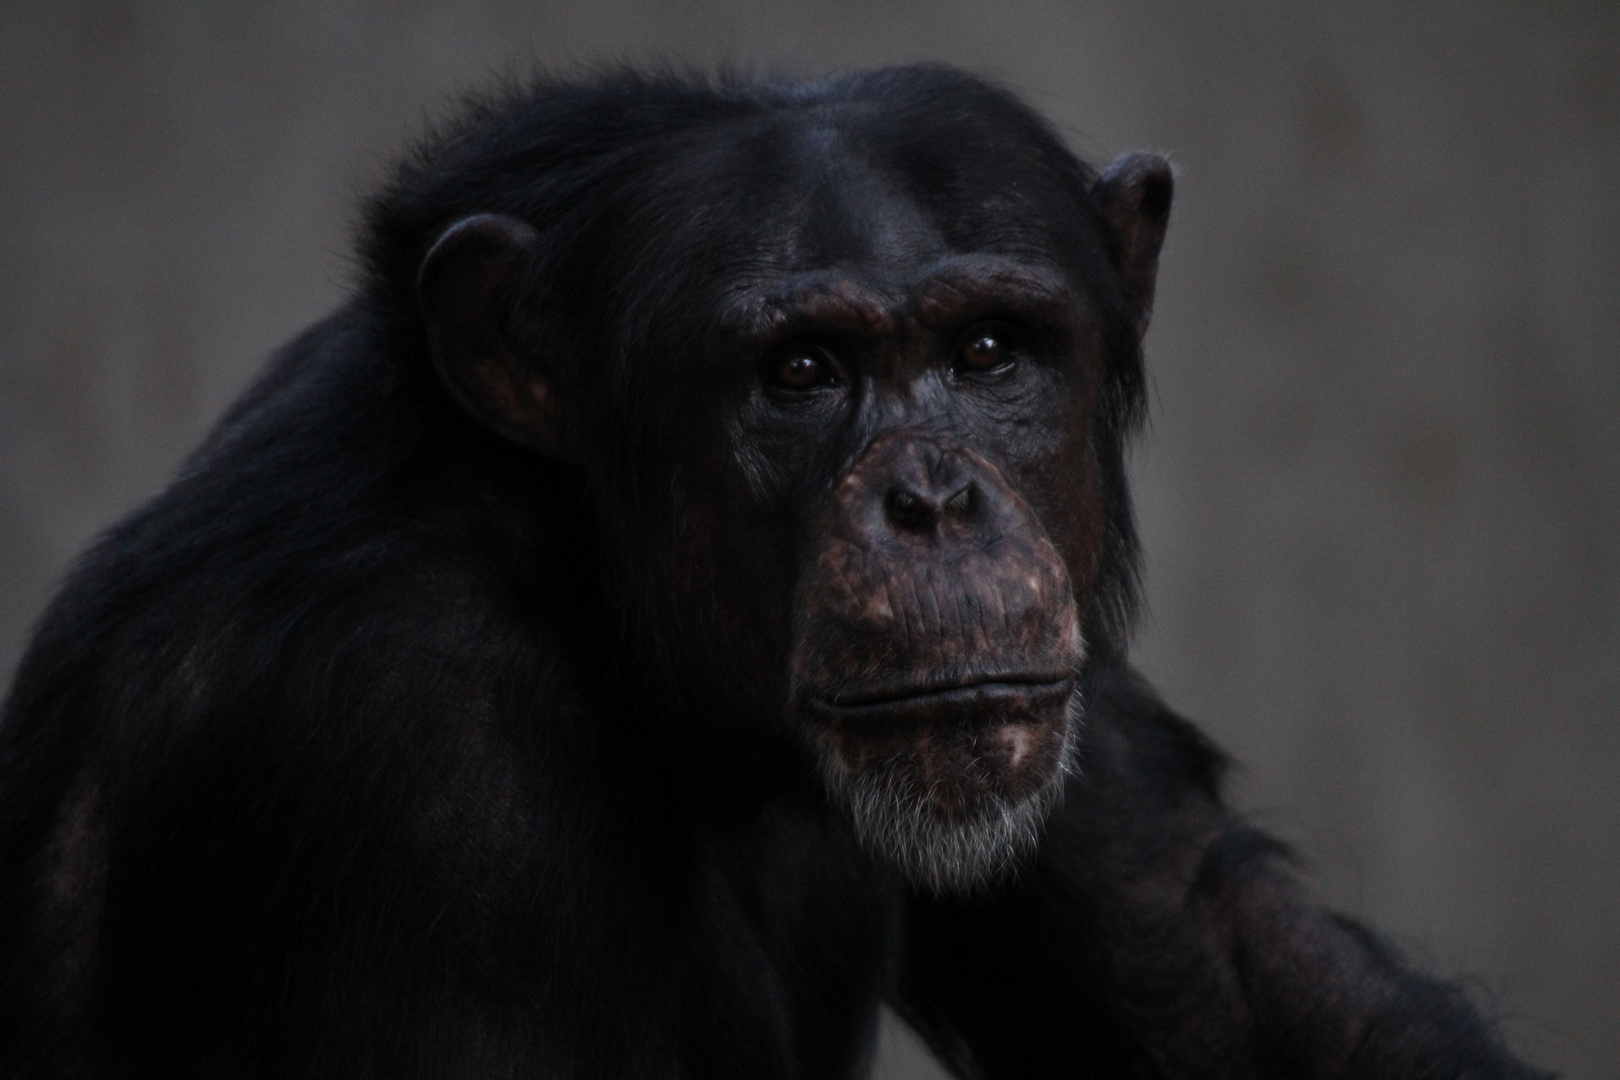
[[1, 3, 1615, 1076]]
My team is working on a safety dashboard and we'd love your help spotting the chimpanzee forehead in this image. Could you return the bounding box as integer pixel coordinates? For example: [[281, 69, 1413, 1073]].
[[633, 105, 1100, 300]]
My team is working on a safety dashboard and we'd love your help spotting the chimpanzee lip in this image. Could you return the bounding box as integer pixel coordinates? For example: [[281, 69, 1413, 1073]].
[[816, 673, 1074, 714]]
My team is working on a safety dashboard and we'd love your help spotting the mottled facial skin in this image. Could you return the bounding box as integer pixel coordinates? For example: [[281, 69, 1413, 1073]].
[[636, 160, 1115, 889], [420, 114, 1171, 893], [792, 432, 1085, 890]]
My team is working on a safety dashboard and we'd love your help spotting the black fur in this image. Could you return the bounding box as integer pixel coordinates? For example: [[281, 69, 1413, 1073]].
[[0, 66, 1545, 1079]]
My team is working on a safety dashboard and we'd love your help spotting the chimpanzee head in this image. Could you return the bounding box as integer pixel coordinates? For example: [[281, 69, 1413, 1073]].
[[389, 67, 1171, 891]]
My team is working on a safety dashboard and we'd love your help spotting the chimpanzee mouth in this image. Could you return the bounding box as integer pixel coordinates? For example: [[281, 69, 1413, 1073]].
[[812, 674, 1075, 718], [804, 671, 1082, 894]]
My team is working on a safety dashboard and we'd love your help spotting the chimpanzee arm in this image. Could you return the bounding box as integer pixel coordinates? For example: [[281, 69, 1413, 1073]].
[[895, 663, 1550, 1080]]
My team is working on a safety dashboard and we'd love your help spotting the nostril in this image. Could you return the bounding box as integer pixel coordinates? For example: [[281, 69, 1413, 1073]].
[[886, 488, 939, 533], [943, 484, 974, 519]]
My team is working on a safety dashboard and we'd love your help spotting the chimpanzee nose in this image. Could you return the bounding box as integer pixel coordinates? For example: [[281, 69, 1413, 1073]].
[[877, 437, 983, 537], [885, 481, 976, 534], [834, 431, 1014, 548]]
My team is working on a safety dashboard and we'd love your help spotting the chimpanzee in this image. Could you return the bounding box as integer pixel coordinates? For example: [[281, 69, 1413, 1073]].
[[0, 65, 1546, 1079]]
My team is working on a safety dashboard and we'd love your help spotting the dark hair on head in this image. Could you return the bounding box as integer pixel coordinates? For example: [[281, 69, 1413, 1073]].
[[362, 63, 1146, 659]]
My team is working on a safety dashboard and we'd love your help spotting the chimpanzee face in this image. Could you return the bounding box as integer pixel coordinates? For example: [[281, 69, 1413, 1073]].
[[613, 124, 1116, 890], [418, 112, 1167, 892]]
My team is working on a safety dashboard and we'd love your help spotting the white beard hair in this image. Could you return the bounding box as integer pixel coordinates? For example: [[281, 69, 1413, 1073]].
[[818, 685, 1083, 894]]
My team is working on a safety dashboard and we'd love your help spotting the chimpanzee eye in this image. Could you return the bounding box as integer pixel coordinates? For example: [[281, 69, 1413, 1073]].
[[769, 347, 836, 390], [955, 323, 1017, 373]]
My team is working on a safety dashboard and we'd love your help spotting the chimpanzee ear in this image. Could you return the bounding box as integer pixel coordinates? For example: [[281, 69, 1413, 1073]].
[[418, 213, 579, 463], [1092, 152, 1174, 342]]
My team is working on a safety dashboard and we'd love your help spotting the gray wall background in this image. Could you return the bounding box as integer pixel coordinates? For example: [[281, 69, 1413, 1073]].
[[1, 3, 1616, 1077]]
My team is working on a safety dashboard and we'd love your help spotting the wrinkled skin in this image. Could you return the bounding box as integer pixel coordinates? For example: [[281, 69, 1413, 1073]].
[[646, 238, 1111, 881], [793, 435, 1081, 796]]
